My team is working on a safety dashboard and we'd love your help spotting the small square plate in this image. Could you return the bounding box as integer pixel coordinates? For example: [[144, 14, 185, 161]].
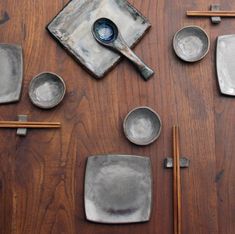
[[47, 0, 151, 78], [0, 44, 23, 104], [84, 155, 152, 224]]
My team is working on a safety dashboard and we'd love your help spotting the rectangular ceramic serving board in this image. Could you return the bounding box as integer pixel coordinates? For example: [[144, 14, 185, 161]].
[[217, 35, 235, 96], [47, 0, 151, 78], [0, 44, 23, 104]]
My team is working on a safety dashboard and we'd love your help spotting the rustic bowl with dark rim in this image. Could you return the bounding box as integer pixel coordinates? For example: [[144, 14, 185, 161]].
[[123, 106, 162, 146], [29, 72, 66, 109], [173, 25, 210, 62]]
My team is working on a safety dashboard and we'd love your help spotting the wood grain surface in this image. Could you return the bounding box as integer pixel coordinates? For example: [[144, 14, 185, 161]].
[[0, 0, 234, 233]]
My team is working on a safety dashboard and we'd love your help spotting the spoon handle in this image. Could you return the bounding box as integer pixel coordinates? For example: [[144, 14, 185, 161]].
[[114, 40, 154, 81]]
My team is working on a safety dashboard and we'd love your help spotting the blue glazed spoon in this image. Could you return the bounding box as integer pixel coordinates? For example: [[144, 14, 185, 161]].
[[92, 18, 154, 81]]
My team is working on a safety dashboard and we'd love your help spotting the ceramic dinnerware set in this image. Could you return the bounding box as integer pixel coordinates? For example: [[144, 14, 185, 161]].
[[0, 0, 234, 228]]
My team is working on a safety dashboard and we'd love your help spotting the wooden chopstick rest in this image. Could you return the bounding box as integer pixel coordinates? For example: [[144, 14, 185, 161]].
[[210, 4, 221, 24], [17, 114, 28, 136]]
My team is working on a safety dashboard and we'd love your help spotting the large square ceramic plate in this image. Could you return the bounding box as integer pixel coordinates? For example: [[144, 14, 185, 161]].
[[0, 44, 23, 103], [47, 0, 151, 79], [217, 35, 235, 96], [84, 155, 152, 224]]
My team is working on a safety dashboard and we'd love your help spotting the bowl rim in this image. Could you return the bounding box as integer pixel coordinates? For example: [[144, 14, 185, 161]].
[[173, 25, 210, 62], [123, 106, 162, 146], [28, 71, 66, 109]]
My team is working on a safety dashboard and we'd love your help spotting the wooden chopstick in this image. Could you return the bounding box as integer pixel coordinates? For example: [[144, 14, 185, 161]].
[[176, 126, 182, 234], [0, 121, 60, 126], [173, 126, 182, 234], [187, 11, 235, 17], [0, 124, 60, 129], [173, 126, 178, 234], [0, 121, 61, 129]]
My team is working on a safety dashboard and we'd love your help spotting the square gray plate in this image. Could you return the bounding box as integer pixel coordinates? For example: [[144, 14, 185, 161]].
[[84, 155, 152, 224], [47, 0, 151, 79], [0, 44, 23, 103], [217, 35, 235, 96]]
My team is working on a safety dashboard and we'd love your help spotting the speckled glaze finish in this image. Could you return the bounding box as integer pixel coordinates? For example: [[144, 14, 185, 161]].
[[216, 35, 235, 96], [84, 155, 152, 224], [173, 26, 210, 62], [29, 72, 66, 109], [93, 18, 118, 43], [0, 44, 23, 104], [47, 0, 151, 79], [123, 107, 162, 146]]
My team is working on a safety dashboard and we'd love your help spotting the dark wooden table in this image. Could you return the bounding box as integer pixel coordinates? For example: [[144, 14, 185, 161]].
[[0, 1, 234, 233]]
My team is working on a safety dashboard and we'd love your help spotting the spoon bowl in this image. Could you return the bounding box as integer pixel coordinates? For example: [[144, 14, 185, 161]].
[[93, 18, 118, 44]]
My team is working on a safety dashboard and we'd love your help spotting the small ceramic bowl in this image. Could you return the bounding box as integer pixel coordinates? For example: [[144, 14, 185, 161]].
[[173, 26, 210, 62], [29, 72, 66, 109], [123, 107, 162, 146]]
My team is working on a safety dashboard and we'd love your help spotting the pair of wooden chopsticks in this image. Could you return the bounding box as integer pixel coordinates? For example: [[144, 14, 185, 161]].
[[187, 11, 235, 17], [173, 126, 181, 234], [0, 121, 61, 129]]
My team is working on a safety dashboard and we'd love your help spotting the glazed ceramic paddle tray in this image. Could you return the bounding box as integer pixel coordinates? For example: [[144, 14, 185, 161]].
[[47, 0, 151, 78]]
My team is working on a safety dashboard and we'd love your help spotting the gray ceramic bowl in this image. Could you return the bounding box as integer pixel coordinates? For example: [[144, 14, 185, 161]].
[[173, 26, 210, 62], [29, 72, 66, 109], [123, 107, 162, 146]]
